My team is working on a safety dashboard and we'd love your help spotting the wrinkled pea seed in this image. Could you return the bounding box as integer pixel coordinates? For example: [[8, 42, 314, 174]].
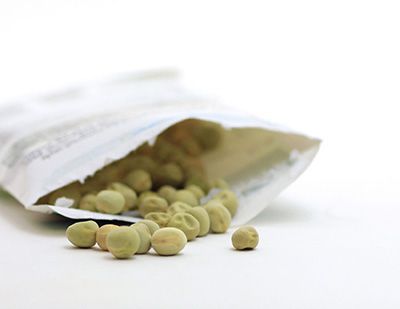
[[171, 189, 198, 206], [167, 213, 200, 241], [138, 196, 168, 217], [187, 206, 210, 237], [204, 200, 231, 233], [107, 182, 137, 211], [144, 212, 171, 228], [157, 185, 177, 204], [213, 189, 238, 217], [66, 220, 99, 248], [151, 227, 187, 256], [79, 193, 97, 212], [136, 220, 160, 235], [231, 226, 259, 250], [95, 190, 125, 214], [185, 184, 205, 200], [167, 201, 192, 215], [130, 223, 152, 254], [96, 224, 119, 251], [137, 191, 159, 206], [124, 169, 152, 193], [106, 226, 140, 259]]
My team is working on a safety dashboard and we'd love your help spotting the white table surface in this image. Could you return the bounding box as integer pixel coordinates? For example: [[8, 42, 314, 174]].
[[1, 1, 399, 308], [1, 151, 399, 309]]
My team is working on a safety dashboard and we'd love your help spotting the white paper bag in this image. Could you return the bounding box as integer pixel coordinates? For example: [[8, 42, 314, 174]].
[[0, 70, 320, 225]]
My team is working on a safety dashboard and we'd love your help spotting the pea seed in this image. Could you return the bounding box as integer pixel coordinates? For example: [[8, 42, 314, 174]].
[[185, 184, 205, 200], [187, 206, 210, 237], [124, 169, 152, 193], [96, 224, 119, 251], [151, 227, 187, 256], [138, 196, 168, 217], [95, 190, 125, 214], [135, 220, 160, 235], [107, 182, 137, 211], [78, 193, 97, 212], [204, 200, 231, 233], [231, 226, 259, 250], [167, 201, 192, 215], [168, 213, 200, 241], [157, 185, 176, 204], [124, 155, 157, 174], [210, 178, 230, 190], [130, 223, 151, 254], [66, 220, 99, 248], [95, 165, 124, 184], [191, 121, 222, 150], [144, 212, 171, 228], [137, 191, 159, 206], [171, 189, 198, 206], [106, 226, 140, 259], [213, 190, 238, 217], [153, 163, 184, 187], [185, 175, 210, 193]]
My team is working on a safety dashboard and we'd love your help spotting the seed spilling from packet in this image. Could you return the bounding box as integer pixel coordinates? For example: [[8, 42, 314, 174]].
[[56, 120, 258, 258]]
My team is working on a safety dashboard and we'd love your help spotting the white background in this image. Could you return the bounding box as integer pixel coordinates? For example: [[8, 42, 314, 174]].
[[0, 1, 399, 308]]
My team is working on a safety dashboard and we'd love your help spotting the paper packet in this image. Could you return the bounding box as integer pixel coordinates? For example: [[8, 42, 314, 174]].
[[0, 70, 320, 225]]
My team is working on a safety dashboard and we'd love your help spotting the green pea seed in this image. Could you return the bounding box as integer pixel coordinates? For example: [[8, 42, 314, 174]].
[[171, 189, 198, 206], [124, 155, 157, 174], [187, 206, 210, 237], [210, 178, 230, 190], [157, 185, 177, 204], [96, 224, 119, 251], [138, 196, 168, 217], [66, 220, 99, 248], [106, 226, 141, 259], [78, 193, 97, 212], [95, 190, 125, 214], [204, 200, 231, 233], [213, 189, 238, 217], [135, 220, 160, 235], [130, 223, 152, 254], [185, 175, 210, 193], [167, 201, 192, 215], [168, 213, 200, 241], [107, 182, 137, 211], [137, 191, 159, 206], [144, 212, 171, 228], [153, 162, 185, 188], [151, 227, 187, 256], [185, 184, 205, 200], [95, 165, 124, 184], [124, 169, 152, 193], [231, 226, 259, 250]]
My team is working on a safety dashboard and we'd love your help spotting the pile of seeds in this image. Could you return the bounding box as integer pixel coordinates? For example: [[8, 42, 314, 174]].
[[37, 119, 229, 216], [35, 119, 258, 257], [66, 220, 259, 258]]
